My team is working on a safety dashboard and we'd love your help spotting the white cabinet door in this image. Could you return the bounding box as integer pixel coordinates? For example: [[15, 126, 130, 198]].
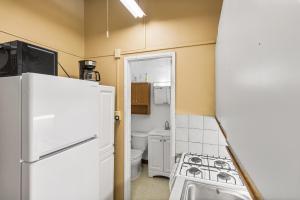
[[99, 152, 114, 200], [22, 73, 99, 162], [148, 136, 164, 172], [22, 139, 99, 200], [98, 86, 115, 150], [163, 137, 170, 173]]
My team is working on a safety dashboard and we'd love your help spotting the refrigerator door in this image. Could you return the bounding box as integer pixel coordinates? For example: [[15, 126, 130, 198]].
[[98, 86, 115, 150], [22, 139, 99, 200], [22, 73, 100, 162], [99, 146, 114, 200]]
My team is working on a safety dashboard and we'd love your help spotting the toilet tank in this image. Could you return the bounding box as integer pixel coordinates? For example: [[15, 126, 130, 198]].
[[131, 132, 148, 151]]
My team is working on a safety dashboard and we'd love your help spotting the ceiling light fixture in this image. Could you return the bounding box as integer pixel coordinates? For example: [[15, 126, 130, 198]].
[[120, 0, 145, 18]]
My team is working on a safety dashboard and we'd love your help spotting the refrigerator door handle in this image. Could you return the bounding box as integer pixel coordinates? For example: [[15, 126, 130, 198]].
[[23, 136, 98, 163]]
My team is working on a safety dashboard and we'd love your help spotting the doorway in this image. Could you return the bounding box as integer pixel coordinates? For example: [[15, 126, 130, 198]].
[[124, 52, 176, 200]]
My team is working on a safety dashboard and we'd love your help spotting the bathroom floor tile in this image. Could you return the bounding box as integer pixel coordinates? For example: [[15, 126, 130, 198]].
[[131, 164, 170, 200]]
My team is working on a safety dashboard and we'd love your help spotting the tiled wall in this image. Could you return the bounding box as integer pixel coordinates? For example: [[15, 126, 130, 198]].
[[175, 114, 229, 158]]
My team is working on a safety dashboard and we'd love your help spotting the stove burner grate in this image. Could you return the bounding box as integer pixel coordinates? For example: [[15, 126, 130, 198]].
[[179, 153, 245, 186], [188, 167, 201, 175], [217, 172, 237, 184], [214, 160, 229, 168], [185, 166, 204, 179], [190, 157, 202, 164]]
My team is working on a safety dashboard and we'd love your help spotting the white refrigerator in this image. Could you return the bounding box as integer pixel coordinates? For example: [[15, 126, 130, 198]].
[[98, 86, 115, 200], [0, 73, 100, 200]]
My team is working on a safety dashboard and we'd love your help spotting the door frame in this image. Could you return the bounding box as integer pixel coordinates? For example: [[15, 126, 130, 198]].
[[124, 52, 176, 200]]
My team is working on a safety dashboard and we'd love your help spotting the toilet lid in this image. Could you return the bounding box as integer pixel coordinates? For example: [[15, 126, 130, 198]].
[[131, 149, 143, 160], [131, 132, 148, 138]]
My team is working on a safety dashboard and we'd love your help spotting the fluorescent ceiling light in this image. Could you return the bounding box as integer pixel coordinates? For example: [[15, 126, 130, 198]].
[[120, 0, 145, 18]]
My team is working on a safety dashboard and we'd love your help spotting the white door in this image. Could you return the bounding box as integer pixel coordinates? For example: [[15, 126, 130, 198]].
[[99, 147, 114, 200], [163, 137, 170, 173], [148, 136, 164, 172], [21, 73, 99, 162], [98, 86, 115, 150], [22, 139, 99, 200]]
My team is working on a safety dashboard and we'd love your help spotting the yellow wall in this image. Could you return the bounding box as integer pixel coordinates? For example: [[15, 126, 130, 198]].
[[85, 0, 222, 199], [0, 0, 85, 77]]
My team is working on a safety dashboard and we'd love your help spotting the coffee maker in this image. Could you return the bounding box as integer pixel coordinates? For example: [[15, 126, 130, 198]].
[[79, 60, 100, 82]]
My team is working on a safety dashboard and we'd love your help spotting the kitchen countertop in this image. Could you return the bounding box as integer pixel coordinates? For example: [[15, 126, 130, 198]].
[[169, 176, 185, 200]]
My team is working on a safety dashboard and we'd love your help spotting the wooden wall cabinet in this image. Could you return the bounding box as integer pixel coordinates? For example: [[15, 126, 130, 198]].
[[131, 82, 151, 115]]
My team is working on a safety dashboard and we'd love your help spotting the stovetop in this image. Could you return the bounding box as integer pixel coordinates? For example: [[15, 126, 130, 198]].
[[182, 153, 236, 171], [178, 153, 245, 187]]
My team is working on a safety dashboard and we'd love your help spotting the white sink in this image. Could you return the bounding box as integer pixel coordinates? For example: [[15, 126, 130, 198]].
[[181, 180, 251, 200], [149, 129, 170, 137], [170, 177, 252, 200]]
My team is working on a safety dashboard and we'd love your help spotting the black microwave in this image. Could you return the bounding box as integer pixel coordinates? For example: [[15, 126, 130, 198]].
[[0, 40, 57, 77]]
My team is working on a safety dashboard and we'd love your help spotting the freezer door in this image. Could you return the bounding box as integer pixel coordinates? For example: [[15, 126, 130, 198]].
[[22, 73, 100, 162], [98, 86, 115, 150], [22, 139, 99, 200]]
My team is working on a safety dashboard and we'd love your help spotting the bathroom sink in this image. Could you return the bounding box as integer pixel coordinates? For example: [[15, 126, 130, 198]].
[[181, 180, 251, 200], [149, 129, 170, 136]]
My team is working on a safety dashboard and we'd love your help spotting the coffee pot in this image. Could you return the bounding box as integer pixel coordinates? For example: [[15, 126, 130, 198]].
[[79, 60, 101, 82]]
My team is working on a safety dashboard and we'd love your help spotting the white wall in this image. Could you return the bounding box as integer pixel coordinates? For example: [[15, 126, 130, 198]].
[[130, 57, 171, 133], [216, 0, 300, 199]]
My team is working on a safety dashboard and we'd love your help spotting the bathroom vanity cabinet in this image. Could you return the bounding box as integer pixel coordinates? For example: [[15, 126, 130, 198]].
[[131, 82, 151, 115], [148, 135, 170, 177]]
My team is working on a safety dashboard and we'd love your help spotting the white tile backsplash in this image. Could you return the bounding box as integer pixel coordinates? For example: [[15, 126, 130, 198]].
[[175, 114, 229, 157], [189, 115, 204, 129], [203, 144, 219, 157], [219, 146, 230, 158], [176, 115, 189, 128], [189, 142, 202, 154], [176, 127, 188, 141], [176, 141, 188, 154], [219, 132, 228, 146], [203, 130, 219, 145], [204, 116, 219, 131], [188, 129, 203, 143]]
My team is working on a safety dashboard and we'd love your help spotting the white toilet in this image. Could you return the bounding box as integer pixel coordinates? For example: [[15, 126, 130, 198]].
[[131, 132, 148, 180]]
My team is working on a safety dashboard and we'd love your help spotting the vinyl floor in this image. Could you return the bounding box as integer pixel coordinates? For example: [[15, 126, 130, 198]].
[[131, 164, 170, 200]]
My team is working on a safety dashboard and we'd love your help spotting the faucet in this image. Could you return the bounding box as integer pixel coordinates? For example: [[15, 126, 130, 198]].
[[164, 120, 170, 130]]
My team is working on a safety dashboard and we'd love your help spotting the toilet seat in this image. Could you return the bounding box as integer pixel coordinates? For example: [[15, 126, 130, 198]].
[[131, 132, 148, 138]]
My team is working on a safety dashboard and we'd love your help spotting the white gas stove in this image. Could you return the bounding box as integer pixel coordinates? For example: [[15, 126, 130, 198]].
[[182, 153, 236, 171], [173, 153, 246, 188]]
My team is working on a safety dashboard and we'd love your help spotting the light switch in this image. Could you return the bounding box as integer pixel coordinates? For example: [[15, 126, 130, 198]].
[[114, 49, 121, 58]]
